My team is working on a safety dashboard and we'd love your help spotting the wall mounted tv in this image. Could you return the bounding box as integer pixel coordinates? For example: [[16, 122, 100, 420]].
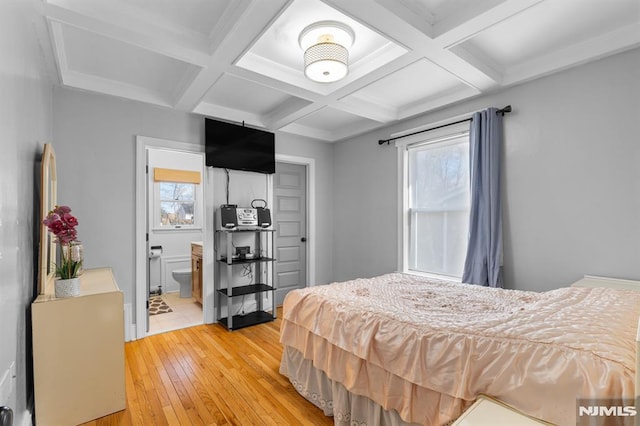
[[205, 118, 275, 174]]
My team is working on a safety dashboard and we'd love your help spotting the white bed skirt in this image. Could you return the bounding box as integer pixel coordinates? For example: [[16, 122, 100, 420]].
[[280, 345, 421, 426]]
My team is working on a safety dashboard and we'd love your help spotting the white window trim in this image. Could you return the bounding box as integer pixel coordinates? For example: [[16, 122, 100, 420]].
[[397, 121, 470, 280]]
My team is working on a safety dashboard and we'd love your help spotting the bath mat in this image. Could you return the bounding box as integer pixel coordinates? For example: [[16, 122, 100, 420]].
[[149, 296, 173, 316]]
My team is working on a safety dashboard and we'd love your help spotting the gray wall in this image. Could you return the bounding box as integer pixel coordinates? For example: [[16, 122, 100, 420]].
[[53, 88, 201, 310], [333, 47, 640, 291], [52, 88, 334, 321], [0, 1, 53, 424]]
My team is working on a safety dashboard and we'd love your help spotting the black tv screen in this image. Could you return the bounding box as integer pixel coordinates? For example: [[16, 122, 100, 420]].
[[205, 118, 275, 174]]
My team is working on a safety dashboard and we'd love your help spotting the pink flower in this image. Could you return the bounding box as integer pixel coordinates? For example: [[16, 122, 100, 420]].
[[49, 220, 64, 234], [43, 205, 82, 280], [62, 213, 78, 227], [42, 213, 60, 226], [43, 205, 79, 245]]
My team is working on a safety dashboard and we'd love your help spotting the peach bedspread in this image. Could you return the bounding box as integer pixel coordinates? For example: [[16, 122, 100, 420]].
[[280, 273, 640, 425]]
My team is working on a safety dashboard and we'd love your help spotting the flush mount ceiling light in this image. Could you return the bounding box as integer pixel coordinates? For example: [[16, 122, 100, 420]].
[[299, 21, 355, 83]]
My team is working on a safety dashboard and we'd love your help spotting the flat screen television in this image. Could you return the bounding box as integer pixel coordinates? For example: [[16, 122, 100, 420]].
[[205, 118, 275, 174]]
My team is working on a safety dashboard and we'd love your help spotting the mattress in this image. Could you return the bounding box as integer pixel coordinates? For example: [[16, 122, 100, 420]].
[[280, 273, 640, 425]]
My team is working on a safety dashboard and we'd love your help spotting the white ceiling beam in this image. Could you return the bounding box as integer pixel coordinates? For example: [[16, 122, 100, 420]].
[[279, 122, 335, 141], [265, 102, 327, 131], [261, 52, 418, 130], [206, 0, 253, 52], [262, 98, 316, 130], [433, 0, 543, 48], [328, 120, 387, 142], [192, 103, 264, 128], [44, 1, 212, 67], [47, 0, 210, 45], [47, 20, 69, 81], [325, 0, 501, 91], [419, 48, 501, 91], [398, 85, 480, 119], [333, 97, 396, 123], [174, 0, 292, 111], [63, 70, 173, 107], [372, 0, 434, 36], [449, 44, 504, 85], [283, 120, 390, 143], [504, 22, 640, 86], [226, 63, 321, 101], [325, 0, 431, 49], [329, 52, 420, 102]]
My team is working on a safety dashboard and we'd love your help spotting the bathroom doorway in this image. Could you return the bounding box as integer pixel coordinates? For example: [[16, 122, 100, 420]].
[[146, 146, 204, 335], [135, 136, 213, 339]]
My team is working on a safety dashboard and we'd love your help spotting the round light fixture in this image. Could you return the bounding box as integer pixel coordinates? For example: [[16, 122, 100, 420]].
[[299, 21, 355, 83]]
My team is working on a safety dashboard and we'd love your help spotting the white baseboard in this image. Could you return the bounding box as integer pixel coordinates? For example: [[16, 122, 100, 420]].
[[129, 324, 138, 341], [124, 303, 139, 341], [19, 410, 32, 426]]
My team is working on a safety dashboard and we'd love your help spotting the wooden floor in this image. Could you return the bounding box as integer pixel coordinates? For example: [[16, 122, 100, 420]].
[[81, 309, 333, 425]]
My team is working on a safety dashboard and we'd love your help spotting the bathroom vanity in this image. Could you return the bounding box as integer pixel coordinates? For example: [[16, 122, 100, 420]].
[[191, 242, 203, 304]]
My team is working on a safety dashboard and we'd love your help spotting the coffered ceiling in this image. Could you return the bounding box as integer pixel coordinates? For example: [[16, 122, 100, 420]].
[[42, 0, 640, 141]]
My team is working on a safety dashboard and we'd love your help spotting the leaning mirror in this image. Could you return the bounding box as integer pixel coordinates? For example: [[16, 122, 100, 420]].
[[38, 143, 57, 295]]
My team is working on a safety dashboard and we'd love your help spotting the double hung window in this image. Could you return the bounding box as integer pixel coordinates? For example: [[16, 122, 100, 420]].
[[402, 126, 470, 278], [158, 182, 196, 227], [152, 167, 202, 230]]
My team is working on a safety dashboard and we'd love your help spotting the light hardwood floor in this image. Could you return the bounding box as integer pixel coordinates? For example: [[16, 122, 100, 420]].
[[81, 309, 333, 425]]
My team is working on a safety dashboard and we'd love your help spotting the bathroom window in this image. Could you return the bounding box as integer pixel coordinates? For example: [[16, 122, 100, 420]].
[[150, 167, 203, 230], [152, 167, 202, 230], [158, 182, 196, 226]]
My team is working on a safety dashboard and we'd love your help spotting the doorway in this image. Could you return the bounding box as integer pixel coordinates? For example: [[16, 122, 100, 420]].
[[146, 146, 204, 335], [135, 136, 213, 340], [272, 155, 315, 305]]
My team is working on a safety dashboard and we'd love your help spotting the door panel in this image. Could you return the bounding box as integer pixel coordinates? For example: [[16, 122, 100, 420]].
[[274, 162, 306, 305]]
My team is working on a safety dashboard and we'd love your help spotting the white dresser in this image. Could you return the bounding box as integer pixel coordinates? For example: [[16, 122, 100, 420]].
[[32, 267, 126, 425]]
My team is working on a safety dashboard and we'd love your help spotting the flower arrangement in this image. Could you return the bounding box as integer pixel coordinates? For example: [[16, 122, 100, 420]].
[[42, 205, 82, 279]]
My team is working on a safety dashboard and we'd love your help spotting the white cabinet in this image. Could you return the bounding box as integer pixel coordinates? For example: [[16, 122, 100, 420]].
[[32, 268, 125, 425]]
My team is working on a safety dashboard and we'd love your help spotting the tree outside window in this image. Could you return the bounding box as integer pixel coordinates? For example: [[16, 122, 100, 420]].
[[159, 182, 196, 226]]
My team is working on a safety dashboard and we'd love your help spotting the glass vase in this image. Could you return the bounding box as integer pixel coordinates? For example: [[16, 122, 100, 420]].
[[61, 241, 84, 276]]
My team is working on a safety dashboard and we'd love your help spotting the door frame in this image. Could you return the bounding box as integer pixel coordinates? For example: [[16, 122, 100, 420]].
[[270, 154, 316, 290], [134, 136, 214, 340]]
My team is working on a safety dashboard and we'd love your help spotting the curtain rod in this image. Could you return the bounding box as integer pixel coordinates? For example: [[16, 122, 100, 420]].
[[378, 105, 512, 145]]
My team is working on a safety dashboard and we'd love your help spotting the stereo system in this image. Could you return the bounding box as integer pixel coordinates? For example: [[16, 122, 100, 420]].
[[219, 204, 271, 229]]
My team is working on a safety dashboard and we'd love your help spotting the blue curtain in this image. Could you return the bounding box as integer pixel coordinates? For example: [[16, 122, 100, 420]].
[[462, 108, 503, 287]]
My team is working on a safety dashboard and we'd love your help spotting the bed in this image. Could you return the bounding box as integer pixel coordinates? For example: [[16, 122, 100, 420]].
[[279, 273, 640, 425]]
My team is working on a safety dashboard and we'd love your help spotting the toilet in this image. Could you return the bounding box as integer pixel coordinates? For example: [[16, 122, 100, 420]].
[[172, 268, 192, 298]]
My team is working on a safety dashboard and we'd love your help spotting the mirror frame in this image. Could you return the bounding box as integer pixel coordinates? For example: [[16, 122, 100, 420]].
[[38, 143, 57, 295]]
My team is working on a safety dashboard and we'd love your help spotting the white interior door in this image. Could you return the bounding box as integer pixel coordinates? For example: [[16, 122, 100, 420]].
[[274, 162, 307, 305]]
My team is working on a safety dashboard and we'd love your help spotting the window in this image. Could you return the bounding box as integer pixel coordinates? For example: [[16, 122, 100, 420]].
[[152, 167, 202, 230], [158, 182, 196, 226], [402, 129, 470, 278]]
